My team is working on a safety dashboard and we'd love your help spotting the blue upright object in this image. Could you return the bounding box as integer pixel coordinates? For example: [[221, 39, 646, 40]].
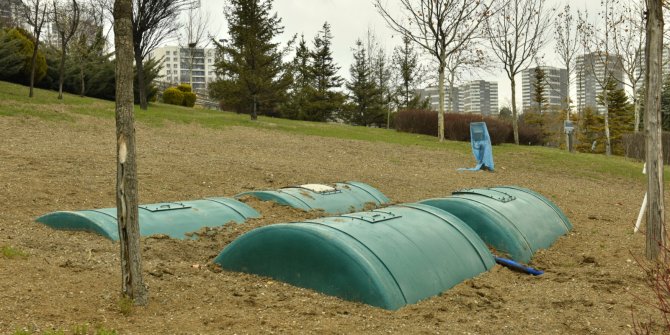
[[460, 122, 494, 171]]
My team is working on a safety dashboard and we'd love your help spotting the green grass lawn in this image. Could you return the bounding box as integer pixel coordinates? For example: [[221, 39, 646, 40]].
[[0, 80, 658, 183]]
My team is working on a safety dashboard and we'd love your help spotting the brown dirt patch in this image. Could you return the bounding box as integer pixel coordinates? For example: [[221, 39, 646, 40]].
[[0, 114, 664, 334]]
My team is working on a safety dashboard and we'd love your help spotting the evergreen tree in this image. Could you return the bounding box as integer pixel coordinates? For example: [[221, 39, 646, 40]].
[[532, 67, 548, 114], [343, 39, 384, 126], [210, 0, 292, 120], [597, 76, 633, 154], [282, 35, 312, 120], [661, 74, 670, 130], [304, 22, 344, 121], [392, 34, 424, 110]]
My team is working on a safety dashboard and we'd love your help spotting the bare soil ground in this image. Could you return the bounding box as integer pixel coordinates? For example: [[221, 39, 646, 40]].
[[0, 114, 664, 334]]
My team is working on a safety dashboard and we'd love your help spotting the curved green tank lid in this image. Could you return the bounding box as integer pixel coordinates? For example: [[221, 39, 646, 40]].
[[419, 186, 572, 263], [36, 197, 261, 241], [214, 203, 494, 310], [234, 181, 390, 214]]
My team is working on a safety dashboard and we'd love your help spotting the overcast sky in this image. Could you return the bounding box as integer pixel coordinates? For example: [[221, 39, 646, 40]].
[[191, 0, 606, 108]]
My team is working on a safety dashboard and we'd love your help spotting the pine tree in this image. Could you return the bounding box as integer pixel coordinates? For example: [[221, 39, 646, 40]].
[[532, 67, 548, 114], [392, 34, 424, 110], [661, 74, 670, 130], [597, 76, 633, 155], [304, 22, 344, 121], [210, 0, 292, 120], [282, 35, 312, 120], [343, 39, 384, 126]]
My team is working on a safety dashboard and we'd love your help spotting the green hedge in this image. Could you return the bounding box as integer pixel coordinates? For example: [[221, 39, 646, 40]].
[[182, 92, 196, 107], [163, 87, 184, 105]]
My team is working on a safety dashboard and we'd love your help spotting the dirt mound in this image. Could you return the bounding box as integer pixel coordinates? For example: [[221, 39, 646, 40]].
[[0, 115, 663, 334]]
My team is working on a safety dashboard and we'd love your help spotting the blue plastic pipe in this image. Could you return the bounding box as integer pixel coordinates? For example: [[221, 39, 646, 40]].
[[494, 257, 544, 276]]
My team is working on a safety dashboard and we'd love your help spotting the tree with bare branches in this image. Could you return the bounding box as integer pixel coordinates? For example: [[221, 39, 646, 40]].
[[644, 0, 665, 261], [577, 0, 624, 156], [612, 1, 645, 133], [22, 0, 48, 98], [485, 0, 551, 145], [374, 0, 494, 142], [554, 5, 579, 117], [52, 0, 80, 100], [132, 0, 188, 110], [179, 3, 210, 90], [113, 0, 147, 305]]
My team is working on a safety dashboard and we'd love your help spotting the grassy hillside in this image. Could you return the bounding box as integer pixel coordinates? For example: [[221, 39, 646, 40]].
[[0, 80, 652, 182]]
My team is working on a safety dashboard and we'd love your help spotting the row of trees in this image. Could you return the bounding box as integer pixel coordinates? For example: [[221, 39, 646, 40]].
[[208, 0, 428, 127]]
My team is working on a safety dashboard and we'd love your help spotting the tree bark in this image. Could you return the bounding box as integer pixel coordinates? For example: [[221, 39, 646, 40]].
[[603, 92, 611, 156], [437, 63, 445, 142], [510, 76, 519, 145], [79, 65, 85, 97], [29, 42, 39, 98], [58, 38, 66, 100], [644, 0, 666, 261], [134, 51, 148, 110], [113, 0, 147, 305]]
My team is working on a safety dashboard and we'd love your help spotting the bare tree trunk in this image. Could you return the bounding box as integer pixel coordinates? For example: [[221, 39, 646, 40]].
[[29, 44, 39, 98], [634, 91, 641, 133], [113, 0, 147, 305], [510, 76, 519, 145], [79, 65, 85, 97], [58, 39, 66, 100], [251, 95, 258, 120], [134, 51, 148, 110], [644, 0, 665, 261], [603, 92, 611, 156], [437, 64, 445, 142]]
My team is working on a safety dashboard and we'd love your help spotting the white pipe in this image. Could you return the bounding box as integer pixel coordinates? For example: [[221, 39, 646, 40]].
[[635, 192, 647, 233]]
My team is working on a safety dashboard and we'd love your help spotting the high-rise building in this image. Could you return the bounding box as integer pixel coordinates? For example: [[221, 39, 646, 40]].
[[576, 52, 624, 114], [0, 0, 24, 28], [415, 81, 497, 115], [459, 80, 498, 115], [521, 66, 569, 112], [150, 46, 219, 93], [414, 85, 461, 112]]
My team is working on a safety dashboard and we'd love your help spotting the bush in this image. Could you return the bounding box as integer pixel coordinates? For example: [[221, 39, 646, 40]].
[[177, 83, 192, 93], [622, 132, 670, 163], [394, 109, 512, 145], [182, 91, 196, 107], [0, 28, 47, 84], [163, 87, 184, 105]]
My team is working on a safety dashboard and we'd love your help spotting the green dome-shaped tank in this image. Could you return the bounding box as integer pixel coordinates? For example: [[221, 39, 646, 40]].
[[235, 181, 390, 214], [420, 186, 572, 263], [214, 203, 495, 310], [36, 197, 260, 240]]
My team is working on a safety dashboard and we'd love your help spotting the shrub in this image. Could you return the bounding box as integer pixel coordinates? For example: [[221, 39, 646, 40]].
[[162, 87, 184, 105], [176, 83, 192, 93], [622, 132, 670, 163], [394, 109, 512, 145], [0, 28, 47, 84], [182, 91, 197, 107]]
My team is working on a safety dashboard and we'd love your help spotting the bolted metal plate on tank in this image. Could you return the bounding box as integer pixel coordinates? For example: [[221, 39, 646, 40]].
[[341, 211, 401, 224], [296, 184, 342, 195], [452, 189, 516, 203], [139, 202, 192, 212]]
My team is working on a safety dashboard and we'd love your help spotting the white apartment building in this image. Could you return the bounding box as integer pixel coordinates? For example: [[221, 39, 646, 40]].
[[521, 66, 569, 112], [576, 52, 624, 114], [416, 81, 498, 115], [150, 45, 218, 92], [459, 80, 498, 116]]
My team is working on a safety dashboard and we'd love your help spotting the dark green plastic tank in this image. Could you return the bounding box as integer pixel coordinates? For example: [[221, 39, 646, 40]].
[[235, 181, 390, 214], [214, 203, 495, 310], [36, 197, 260, 241], [419, 186, 572, 263]]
